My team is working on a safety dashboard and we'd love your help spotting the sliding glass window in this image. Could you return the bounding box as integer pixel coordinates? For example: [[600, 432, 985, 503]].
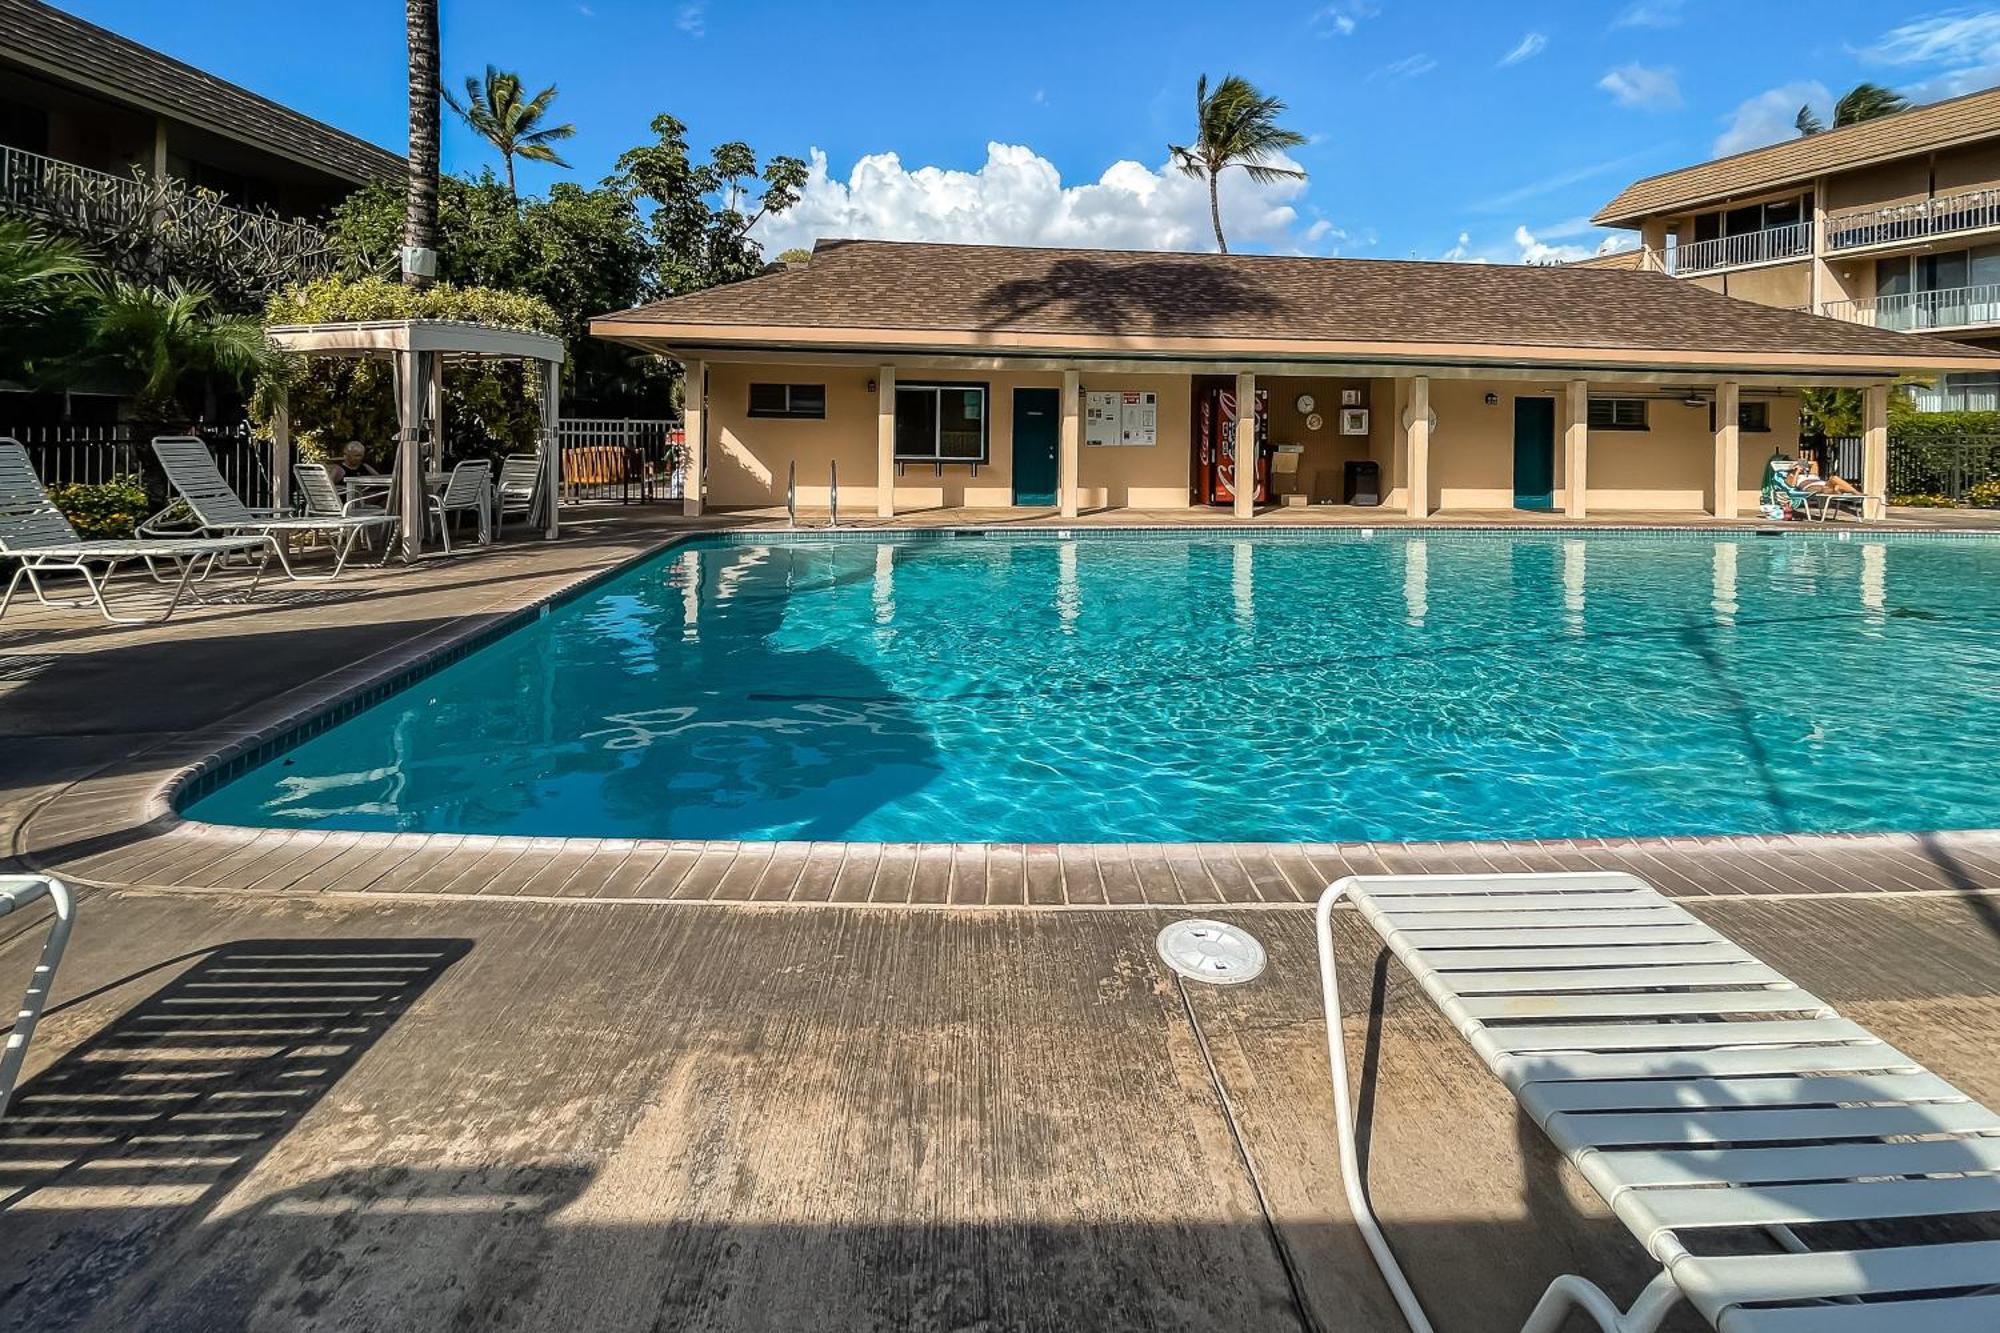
[[895, 383, 988, 462]]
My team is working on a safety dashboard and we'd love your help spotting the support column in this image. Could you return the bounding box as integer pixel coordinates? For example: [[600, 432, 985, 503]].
[[1405, 375, 1431, 519], [1564, 379, 1589, 520], [1862, 383, 1889, 519], [1712, 380, 1740, 519], [1639, 218, 1669, 273], [269, 394, 292, 514], [396, 349, 426, 561], [682, 359, 705, 518], [1059, 369, 1081, 518], [876, 364, 896, 518], [540, 359, 561, 539], [1230, 372, 1257, 519]]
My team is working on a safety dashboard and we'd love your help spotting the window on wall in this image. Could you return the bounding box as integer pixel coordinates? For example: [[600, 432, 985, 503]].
[[1739, 400, 1770, 432], [747, 383, 827, 419], [894, 383, 989, 461], [1587, 398, 1649, 430]]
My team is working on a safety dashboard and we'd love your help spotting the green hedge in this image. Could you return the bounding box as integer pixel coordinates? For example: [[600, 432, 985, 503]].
[[47, 475, 149, 539], [1889, 411, 2000, 448], [253, 277, 563, 465]]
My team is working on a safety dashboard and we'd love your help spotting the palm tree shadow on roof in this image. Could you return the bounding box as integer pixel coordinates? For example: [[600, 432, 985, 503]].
[[972, 257, 1285, 337]]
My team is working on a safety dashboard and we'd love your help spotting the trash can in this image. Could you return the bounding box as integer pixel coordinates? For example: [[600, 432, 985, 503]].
[[1343, 460, 1381, 506]]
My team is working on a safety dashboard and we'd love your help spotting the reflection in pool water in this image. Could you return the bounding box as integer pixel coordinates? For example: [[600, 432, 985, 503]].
[[187, 532, 2000, 843]]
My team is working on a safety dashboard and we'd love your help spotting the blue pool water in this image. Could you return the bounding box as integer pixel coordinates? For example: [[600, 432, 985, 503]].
[[187, 531, 2000, 843]]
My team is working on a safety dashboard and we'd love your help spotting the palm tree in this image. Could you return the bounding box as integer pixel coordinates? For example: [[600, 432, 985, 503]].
[[1796, 82, 1911, 137], [1169, 74, 1308, 253], [77, 278, 271, 422], [404, 0, 440, 289], [444, 65, 576, 201], [0, 220, 94, 387]]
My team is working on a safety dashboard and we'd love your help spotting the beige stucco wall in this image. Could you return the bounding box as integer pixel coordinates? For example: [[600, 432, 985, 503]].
[[697, 361, 1795, 514], [1686, 262, 1810, 309], [1827, 158, 1932, 212]]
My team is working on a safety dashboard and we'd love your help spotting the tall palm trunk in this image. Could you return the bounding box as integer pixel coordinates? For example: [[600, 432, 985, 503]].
[[403, 0, 439, 289], [1207, 168, 1227, 253], [504, 151, 517, 204]]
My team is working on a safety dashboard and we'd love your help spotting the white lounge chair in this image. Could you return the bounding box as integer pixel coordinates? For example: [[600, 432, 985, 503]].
[[429, 459, 492, 553], [144, 436, 396, 580], [1316, 870, 2000, 1333], [0, 439, 273, 624], [0, 875, 74, 1123]]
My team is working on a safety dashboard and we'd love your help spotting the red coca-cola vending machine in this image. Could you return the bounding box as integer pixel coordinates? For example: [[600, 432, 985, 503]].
[[1192, 381, 1270, 506]]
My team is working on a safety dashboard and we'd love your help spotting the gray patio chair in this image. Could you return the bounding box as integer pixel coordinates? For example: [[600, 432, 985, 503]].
[[144, 436, 395, 580], [0, 875, 75, 1123], [428, 459, 492, 553], [295, 462, 394, 551], [1, 438, 273, 624], [1316, 870, 2000, 1333], [496, 452, 541, 531]]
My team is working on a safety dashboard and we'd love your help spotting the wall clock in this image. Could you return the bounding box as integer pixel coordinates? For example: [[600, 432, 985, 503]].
[[1295, 393, 1315, 414], [1305, 412, 1324, 432]]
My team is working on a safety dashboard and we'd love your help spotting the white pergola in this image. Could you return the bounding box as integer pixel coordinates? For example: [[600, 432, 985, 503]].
[[263, 319, 566, 560]]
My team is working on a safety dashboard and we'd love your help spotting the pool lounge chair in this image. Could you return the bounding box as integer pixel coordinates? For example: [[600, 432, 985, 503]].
[[1, 439, 273, 624], [144, 436, 396, 579], [1315, 870, 2000, 1333], [1766, 459, 1873, 522]]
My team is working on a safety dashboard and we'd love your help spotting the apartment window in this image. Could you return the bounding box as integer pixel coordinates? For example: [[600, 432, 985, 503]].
[[1739, 401, 1770, 432], [1587, 398, 1649, 431], [747, 383, 826, 419], [895, 383, 988, 462]]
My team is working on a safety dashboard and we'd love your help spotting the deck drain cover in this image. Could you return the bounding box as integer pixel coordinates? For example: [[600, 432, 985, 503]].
[[1156, 919, 1266, 986]]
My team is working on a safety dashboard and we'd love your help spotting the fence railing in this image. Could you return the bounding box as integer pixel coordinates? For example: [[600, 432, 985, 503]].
[[1800, 436, 1863, 485], [1826, 185, 2000, 253], [1908, 380, 2000, 414], [1885, 436, 2000, 502], [1, 423, 271, 507], [1822, 281, 2000, 333], [556, 418, 683, 504], [1668, 221, 1812, 276], [0, 143, 338, 300]]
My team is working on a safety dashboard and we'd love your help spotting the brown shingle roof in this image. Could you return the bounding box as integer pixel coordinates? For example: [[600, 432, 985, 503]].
[[596, 238, 1995, 368], [0, 0, 401, 186], [1595, 85, 2000, 225]]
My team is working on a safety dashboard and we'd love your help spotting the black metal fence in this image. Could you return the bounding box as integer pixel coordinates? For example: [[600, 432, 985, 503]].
[[1800, 436, 1863, 484], [1885, 436, 2000, 502], [3, 422, 272, 507]]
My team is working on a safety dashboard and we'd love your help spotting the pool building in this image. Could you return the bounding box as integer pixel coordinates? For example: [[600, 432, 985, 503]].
[[591, 239, 2000, 521]]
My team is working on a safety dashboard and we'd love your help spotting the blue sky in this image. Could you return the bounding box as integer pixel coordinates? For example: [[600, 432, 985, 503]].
[[54, 0, 2000, 262]]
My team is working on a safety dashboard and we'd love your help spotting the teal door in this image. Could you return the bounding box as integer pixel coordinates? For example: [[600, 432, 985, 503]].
[[1513, 397, 1556, 511], [1013, 388, 1060, 506]]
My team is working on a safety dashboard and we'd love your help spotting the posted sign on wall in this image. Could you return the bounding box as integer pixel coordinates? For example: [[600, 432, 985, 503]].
[[1084, 390, 1159, 446]]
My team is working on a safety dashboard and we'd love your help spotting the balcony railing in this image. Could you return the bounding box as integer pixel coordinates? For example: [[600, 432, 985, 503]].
[[1821, 282, 2000, 333], [1667, 221, 1812, 276], [0, 143, 338, 299], [1826, 185, 2000, 253]]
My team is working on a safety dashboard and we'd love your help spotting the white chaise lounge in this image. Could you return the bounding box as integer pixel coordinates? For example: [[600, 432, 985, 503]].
[[1, 439, 273, 624], [144, 436, 397, 579], [1316, 871, 2000, 1333]]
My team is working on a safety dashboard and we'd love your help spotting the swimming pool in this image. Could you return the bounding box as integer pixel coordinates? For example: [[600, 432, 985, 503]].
[[185, 530, 2000, 844]]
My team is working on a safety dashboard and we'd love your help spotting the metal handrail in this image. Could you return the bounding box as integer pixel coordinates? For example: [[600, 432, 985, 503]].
[[1827, 185, 2000, 252], [0, 875, 76, 1122], [1668, 221, 1812, 276], [786, 460, 797, 529], [828, 460, 839, 529], [1822, 281, 2000, 333]]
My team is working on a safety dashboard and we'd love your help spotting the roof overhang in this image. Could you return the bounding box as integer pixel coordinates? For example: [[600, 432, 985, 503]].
[[268, 319, 566, 364], [591, 318, 1999, 383]]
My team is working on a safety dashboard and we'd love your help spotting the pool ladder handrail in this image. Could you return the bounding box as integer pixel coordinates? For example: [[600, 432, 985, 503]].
[[787, 461, 839, 529], [829, 460, 838, 529]]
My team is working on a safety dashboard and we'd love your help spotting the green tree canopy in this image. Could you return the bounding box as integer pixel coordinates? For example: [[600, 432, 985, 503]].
[[1797, 82, 1912, 137], [444, 65, 577, 201], [613, 114, 808, 293]]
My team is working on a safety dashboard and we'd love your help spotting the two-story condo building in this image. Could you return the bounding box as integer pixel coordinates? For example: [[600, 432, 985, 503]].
[[1591, 86, 2000, 411]]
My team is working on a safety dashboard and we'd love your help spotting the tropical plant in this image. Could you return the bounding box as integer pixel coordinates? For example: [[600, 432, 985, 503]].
[[613, 114, 808, 293], [1169, 74, 1307, 253], [47, 475, 149, 539], [71, 277, 272, 423], [404, 0, 440, 288], [0, 220, 94, 384], [444, 65, 576, 201], [1796, 82, 1912, 137]]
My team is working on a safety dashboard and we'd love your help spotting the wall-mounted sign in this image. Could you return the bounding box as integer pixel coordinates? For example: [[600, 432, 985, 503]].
[[1085, 390, 1158, 446], [1339, 408, 1370, 435]]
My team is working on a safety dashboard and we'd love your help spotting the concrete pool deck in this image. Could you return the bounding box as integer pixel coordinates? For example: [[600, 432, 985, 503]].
[[3, 503, 2000, 1330]]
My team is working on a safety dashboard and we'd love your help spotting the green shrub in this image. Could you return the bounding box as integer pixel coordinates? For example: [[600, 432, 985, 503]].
[[47, 475, 149, 538], [253, 277, 562, 465], [1889, 411, 2000, 448], [1888, 493, 1957, 508], [1965, 479, 2000, 508]]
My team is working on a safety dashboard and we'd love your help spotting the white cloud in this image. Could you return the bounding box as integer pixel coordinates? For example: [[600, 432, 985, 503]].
[[1469, 149, 1656, 212], [1312, 1, 1379, 37], [1598, 63, 1682, 110], [752, 143, 1325, 257], [1499, 33, 1547, 67], [675, 1, 705, 36], [1372, 53, 1439, 81], [1441, 231, 1474, 261], [1612, 0, 1682, 29], [1713, 80, 1831, 155], [1440, 226, 1636, 265], [1863, 11, 2000, 67], [1514, 224, 1596, 264]]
